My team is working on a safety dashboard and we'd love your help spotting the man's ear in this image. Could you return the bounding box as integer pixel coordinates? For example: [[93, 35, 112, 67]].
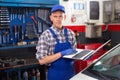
[[64, 15, 66, 20], [50, 15, 53, 21]]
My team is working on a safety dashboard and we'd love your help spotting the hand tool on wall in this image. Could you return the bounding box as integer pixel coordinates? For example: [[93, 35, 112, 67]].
[[24, 13, 39, 41], [0, 30, 3, 45], [2, 29, 7, 44], [30, 15, 39, 35], [10, 18, 23, 45]]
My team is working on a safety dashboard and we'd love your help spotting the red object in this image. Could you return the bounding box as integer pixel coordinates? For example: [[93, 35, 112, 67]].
[[65, 24, 120, 33], [77, 44, 85, 49], [85, 43, 102, 50], [74, 60, 87, 73], [85, 43, 104, 60], [31, 15, 37, 24], [102, 24, 120, 31], [64, 25, 85, 32]]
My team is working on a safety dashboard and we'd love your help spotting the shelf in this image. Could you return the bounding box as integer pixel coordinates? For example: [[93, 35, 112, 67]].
[[0, 44, 36, 50], [0, 63, 39, 71], [0, 0, 58, 7], [0, 57, 39, 70]]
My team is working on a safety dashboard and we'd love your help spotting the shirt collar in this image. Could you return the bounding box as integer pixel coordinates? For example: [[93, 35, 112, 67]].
[[51, 25, 64, 32]]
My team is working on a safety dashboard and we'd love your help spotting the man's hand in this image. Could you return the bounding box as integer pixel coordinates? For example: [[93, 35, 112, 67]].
[[61, 49, 77, 56]]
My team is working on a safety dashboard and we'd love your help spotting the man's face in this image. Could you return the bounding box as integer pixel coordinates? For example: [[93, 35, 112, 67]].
[[50, 11, 66, 29]]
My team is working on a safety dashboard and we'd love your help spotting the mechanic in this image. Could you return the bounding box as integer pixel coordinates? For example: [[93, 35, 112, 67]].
[[36, 5, 77, 80]]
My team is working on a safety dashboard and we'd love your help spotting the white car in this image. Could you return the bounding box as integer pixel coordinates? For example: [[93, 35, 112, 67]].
[[71, 43, 120, 80]]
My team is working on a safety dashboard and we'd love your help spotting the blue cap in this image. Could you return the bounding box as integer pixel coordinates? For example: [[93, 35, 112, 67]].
[[51, 5, 65, 13]]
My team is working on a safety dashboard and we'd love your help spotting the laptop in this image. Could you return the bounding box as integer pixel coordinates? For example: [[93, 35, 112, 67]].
[[63, 40, 111, 60], [63, 49, 94, 60]]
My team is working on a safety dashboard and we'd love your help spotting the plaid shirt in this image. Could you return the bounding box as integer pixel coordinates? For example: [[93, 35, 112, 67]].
[[36, 26, 76, 60]]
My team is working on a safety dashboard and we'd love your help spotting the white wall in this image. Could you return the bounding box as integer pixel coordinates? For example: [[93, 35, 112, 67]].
[[59, 0, 112, 26]]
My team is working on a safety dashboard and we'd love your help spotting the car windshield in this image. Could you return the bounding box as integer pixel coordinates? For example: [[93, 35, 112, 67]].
[[92, 43, 120, 79]]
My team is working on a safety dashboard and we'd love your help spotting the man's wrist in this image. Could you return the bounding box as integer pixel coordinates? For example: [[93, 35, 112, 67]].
[[58, 52, 63, 57]]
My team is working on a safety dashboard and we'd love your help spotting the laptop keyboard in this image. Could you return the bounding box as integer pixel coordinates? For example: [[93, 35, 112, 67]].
[[73, 50, 91, 59]]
